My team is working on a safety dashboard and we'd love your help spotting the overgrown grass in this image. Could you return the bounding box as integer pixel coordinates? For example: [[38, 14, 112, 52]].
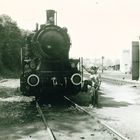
[[0, 69, 20, 78]]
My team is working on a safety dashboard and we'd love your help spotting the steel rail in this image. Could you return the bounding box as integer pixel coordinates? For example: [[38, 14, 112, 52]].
[[36, 101, 57, 140], [64, 96, 129, 140]]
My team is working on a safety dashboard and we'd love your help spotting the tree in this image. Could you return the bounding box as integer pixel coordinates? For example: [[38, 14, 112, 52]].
[[0, 14, 25, 76]]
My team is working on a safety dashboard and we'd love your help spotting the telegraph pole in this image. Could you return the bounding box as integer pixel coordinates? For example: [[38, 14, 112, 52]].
[[102, 56, 104, 73]]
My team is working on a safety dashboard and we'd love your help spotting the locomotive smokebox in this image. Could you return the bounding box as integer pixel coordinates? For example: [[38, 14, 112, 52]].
[[46, 10, 55, 25]]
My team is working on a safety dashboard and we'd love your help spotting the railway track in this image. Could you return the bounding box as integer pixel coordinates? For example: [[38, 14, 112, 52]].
[[36, 101, 57, 140], [35, 95, 129, 140], [64, 96, 129, 140]]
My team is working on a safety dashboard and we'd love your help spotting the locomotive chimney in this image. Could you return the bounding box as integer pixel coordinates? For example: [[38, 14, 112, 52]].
[[46, 10, 55, 25]]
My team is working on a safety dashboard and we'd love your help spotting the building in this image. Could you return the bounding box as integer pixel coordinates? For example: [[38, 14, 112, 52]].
[[120, 50, 131, 73]]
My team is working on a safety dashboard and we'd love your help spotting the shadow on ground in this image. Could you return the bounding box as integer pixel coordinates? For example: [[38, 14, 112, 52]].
[[69, 91, 131, 108], [99, 93, 131, 108]]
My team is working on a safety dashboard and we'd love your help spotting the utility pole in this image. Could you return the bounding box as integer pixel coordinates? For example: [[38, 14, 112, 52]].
[[102, 56, 104, 73]]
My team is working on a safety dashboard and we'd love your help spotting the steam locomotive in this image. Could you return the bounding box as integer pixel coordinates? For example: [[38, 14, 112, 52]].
[[20, 10, 83, 98]]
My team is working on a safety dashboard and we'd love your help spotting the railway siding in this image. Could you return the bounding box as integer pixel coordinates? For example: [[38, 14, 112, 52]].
[[83, 71, 140, 86], [101, 76, 140, 86]]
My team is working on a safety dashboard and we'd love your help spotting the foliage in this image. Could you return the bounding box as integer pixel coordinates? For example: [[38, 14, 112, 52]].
[[0, 14, 25, 77]]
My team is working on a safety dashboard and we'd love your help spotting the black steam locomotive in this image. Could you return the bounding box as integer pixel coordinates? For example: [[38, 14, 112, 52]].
[[20, 10, 83, 98]]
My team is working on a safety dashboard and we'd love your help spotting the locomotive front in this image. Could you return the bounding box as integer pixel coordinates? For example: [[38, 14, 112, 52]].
[[20, 10, 82, 97]]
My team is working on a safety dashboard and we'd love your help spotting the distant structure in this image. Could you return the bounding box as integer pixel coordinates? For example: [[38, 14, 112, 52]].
[[132, 41, 139, 80], [112, 59, 120, 70], [83, 58, 101, 68], [120, 50, 131, 73], [106, 59, 120, 71]]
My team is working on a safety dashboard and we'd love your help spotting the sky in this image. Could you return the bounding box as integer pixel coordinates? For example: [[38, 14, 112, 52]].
[[0, 0, 140, 60]]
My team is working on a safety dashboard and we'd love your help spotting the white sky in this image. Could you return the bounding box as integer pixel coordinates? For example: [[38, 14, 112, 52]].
[[0, 0, 140, 59]]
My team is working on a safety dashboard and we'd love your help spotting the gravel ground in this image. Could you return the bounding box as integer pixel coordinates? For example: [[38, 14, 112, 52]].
[[38, 104, 122, 140], [0, 79, 123, 140], [3, 79, 140, 139], [92, 82, 140, 140]]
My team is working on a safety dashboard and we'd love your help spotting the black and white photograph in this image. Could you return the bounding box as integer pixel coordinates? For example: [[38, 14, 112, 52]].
[[0, 0, 140, 139]]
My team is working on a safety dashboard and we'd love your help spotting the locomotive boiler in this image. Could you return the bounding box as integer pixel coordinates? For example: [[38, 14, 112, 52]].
[[20, 10, 83, 98]]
